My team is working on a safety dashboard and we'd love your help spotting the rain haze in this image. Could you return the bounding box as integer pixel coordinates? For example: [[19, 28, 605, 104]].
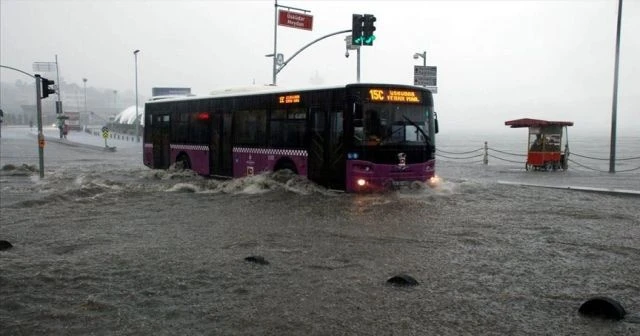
[[3, 2, 640, 334], [1, 0, 639, 135]]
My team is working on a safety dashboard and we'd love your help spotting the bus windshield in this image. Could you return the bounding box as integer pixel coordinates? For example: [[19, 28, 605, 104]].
[[354, 103, 431, 146]]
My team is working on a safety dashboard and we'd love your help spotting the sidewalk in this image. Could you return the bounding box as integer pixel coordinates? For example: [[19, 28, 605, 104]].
[[39, 127, 140, 151]]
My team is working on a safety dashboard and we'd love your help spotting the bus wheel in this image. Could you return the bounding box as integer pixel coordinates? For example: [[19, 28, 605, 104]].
[[176, 154, 191, 170]]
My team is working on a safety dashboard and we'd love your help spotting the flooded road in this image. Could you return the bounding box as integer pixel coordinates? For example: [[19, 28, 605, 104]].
[[1, 127, 639, 335]]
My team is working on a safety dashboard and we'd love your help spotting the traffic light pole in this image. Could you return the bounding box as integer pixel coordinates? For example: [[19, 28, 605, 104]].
[[34, 75, 45, 178], [357, 46, 361, 83], [0, 65, 45, 177], [275, 29, 351, 76]]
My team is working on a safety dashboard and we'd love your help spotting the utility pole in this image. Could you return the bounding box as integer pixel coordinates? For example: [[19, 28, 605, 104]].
[[83, 78, 88, 128], [55, 55, 63, 116], [134, 49, 140, 142], [609, 0, 623, 173]]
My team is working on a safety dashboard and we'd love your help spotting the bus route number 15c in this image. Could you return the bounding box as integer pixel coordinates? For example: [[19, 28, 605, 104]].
[[369, 89, 384, 101]]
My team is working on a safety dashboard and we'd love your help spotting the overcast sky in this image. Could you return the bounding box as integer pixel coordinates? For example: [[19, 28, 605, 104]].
[[1, 0, 638, 135]]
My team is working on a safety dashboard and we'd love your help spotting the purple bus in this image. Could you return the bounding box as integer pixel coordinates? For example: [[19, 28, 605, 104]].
[[143, 83, 438, 192]]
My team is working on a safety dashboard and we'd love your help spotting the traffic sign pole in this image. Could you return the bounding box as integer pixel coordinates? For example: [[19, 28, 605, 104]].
[[271, 1, 312, 85], [101, 126, 110, 148]]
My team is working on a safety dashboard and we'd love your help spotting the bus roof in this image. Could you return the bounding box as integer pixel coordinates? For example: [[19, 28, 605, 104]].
[[146, 83, 430, 104], [148, 94, 195, 101]]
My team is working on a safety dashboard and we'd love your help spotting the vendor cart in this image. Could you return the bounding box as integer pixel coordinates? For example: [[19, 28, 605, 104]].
[[505, 118, 573, 171]]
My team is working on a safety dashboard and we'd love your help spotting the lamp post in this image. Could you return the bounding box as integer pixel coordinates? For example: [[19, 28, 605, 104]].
[[609, 0, 623, 173], [133, 49, 140, 142], [413, 51, 426, 66], [82, 78, 88, 128]]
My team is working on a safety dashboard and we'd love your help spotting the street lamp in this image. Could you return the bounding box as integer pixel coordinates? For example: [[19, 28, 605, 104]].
[[413, 51, 426, 67], [133, 49, 140, 142], [83, 78, 88, 128]]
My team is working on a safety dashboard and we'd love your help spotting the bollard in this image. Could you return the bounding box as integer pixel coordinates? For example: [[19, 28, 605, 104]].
[[579, 296, 626, 320], [387, 274, 419, 286], [244, 256, 269, 265], [483, 141, 489, 165]]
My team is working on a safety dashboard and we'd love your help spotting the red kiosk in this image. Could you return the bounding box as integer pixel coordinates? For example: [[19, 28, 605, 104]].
[[505, 118, 574, 171]]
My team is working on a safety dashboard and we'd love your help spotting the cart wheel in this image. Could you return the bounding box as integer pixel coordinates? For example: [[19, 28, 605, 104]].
[[544, 162, 553, 171]]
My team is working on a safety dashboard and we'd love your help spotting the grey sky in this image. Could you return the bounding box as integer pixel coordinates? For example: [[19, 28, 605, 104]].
[[1, 0, 638, 134]]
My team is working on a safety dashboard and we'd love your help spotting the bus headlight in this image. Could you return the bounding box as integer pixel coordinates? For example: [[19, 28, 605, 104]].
[[427, 175, 442, 188], [357, 178, 367, 187]]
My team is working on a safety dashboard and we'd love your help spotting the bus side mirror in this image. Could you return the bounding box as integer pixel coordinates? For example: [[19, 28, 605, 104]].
[[435, 118, 439, 134]]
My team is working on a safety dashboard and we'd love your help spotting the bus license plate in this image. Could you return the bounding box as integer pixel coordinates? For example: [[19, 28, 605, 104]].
[[392, 180, 410, 188]]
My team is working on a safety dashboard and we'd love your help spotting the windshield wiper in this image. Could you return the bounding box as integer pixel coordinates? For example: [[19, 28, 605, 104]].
[[402, 115, 430, 144]]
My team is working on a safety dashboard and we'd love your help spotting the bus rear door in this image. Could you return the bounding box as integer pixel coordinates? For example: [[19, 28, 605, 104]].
[[210, 110, 233, 177], [152, 113, 171, 168]]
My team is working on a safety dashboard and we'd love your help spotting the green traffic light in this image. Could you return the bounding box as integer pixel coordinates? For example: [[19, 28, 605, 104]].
[[364, 35, 376, 44]]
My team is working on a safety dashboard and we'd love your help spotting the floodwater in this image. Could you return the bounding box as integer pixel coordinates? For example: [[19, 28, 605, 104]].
[[1, 126, 639, 335]]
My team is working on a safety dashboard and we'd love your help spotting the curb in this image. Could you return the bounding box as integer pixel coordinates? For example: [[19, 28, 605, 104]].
[[498, 181, 640, 197], [33, 133, 117, 152]]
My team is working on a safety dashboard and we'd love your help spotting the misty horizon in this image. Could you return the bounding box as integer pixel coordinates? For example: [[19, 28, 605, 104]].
[[1, 0, 638, 135]]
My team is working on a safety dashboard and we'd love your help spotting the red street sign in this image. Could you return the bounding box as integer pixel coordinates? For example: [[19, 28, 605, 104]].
[[278, 10, 313, 31]]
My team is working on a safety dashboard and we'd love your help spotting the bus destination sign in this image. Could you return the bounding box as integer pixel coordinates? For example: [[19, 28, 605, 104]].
[[368, 89, 421, 103], [278, 94, 301, 104]]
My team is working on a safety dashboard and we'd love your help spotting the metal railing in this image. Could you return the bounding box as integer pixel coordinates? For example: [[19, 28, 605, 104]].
[[437, 142, 640, 173]]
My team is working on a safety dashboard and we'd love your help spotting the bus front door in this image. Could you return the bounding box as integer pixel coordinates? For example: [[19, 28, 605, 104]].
[[308, 107, 327, 186], [152, 114, 171, 168], [211, 111, 233, 177], [308, 107, 345, 190], [327, 110, 345, 189]]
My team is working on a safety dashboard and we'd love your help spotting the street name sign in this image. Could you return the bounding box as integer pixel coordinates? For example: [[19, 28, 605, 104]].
[[33, 62, 57, 72], [278, 10, 313, 30]]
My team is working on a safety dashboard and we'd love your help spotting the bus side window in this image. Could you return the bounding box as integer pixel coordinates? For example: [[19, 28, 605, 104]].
[[235, 109, 266, 146], [172, 102, 189, 143]]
